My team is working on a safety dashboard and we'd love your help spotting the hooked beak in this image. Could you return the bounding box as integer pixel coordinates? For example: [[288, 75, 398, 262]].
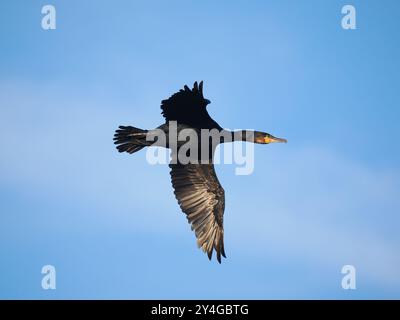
[[264, 135, 287, 144]]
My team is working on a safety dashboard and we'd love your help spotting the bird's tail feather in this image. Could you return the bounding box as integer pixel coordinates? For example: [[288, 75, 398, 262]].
[[114, 126, 149, 154]]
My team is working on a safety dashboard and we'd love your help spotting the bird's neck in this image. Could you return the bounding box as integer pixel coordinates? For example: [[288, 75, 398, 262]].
[[229, 130, 256, 143]]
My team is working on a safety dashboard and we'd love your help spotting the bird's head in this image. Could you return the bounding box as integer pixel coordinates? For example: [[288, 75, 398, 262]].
[[254, 131, 287, 144]]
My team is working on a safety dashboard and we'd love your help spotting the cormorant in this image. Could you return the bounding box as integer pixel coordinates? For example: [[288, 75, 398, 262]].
[[114, 81, 286, 263]]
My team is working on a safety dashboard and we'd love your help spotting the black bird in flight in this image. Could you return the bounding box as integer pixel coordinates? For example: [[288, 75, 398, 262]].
[[114, 81, 286, 263]]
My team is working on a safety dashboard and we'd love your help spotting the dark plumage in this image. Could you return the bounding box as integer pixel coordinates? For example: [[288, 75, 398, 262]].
[[114, 81, 286, 263], [161, 81, 221, 130]]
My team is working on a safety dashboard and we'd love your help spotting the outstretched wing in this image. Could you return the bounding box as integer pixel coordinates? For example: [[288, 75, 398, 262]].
[[169, 163, 226, 263], [161, 81, 219, 129]]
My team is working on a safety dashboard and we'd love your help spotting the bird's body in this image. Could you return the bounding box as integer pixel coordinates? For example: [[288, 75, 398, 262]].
[[114, 81, 286, 263]]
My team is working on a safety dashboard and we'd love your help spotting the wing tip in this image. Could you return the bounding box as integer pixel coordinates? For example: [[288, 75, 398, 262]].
[[207, 250, 212, 260], [217, 251, 221, 263]]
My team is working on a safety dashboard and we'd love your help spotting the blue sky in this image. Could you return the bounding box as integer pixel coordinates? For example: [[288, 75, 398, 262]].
[[0, 0, 399, 299]]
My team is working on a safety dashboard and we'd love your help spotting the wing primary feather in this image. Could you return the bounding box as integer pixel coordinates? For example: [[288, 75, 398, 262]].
[[169, 163, 226, 263]]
